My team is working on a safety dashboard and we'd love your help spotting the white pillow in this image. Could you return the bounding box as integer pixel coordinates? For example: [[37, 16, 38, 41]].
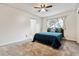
[[51, 27, 56, 32]]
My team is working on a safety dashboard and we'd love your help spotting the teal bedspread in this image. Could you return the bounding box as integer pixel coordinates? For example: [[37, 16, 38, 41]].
[[33, 32, 63, 49], [38, 32, 62, 41]]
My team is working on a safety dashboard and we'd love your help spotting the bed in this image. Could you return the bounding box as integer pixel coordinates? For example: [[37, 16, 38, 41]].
[[33, 32, 63, 49]]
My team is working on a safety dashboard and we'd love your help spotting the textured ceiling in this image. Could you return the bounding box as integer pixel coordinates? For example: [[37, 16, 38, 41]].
[[6, 3, 77, 17]]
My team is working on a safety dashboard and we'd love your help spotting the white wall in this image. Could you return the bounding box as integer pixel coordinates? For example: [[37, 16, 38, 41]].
[[0, 4, 41, 45], [42, 10, 77, 41], [64, 10, 77, 41], [76, 5, 79, 43]]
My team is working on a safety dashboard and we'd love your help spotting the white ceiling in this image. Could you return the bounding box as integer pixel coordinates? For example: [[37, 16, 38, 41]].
[[6, 3, 78, 17]]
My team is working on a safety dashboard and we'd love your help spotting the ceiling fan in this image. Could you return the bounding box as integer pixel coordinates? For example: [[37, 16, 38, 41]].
[[34, 4, 53, 12]]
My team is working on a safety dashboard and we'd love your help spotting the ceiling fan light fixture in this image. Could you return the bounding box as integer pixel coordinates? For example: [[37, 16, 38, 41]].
[[40, 8, 46, 12]]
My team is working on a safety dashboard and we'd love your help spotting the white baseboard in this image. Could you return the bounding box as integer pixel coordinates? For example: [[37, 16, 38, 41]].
[[0, 39, 26, 46]]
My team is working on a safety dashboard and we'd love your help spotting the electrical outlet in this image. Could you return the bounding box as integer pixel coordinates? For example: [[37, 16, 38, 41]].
[[26, 35, 27, 37], [78, 11, 79, 14]]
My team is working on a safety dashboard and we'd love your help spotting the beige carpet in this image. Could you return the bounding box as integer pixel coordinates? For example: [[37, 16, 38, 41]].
[[0, 40, 79, 56]]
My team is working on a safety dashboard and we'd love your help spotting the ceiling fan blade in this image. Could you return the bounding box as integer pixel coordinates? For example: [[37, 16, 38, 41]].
[[46, 5, 52, 8], [43, 4, 45, 8], [38, 10, 41, 12], [34, 7, 41, 9], [41, 4, 42, 8]]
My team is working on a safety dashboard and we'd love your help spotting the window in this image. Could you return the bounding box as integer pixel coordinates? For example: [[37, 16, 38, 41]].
[[47, 17, 64, 29]]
